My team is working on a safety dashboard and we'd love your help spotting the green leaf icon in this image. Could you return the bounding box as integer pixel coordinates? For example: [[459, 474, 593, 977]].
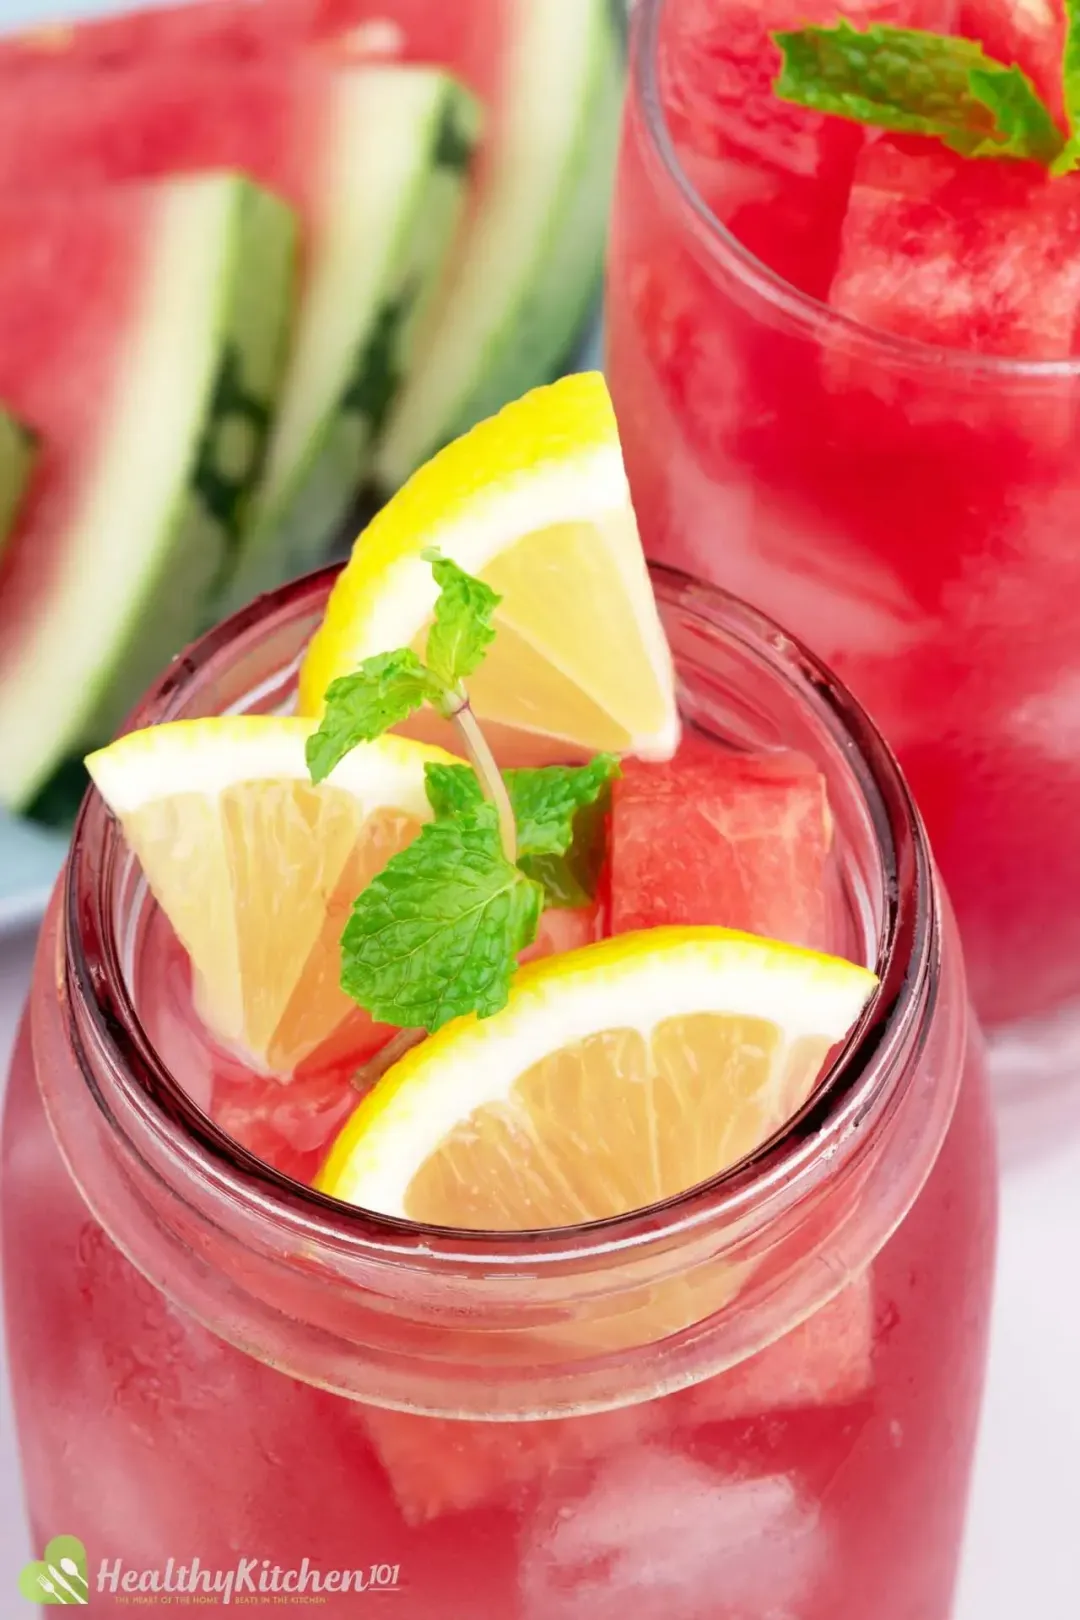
[[19, 1535, 89, 1604]]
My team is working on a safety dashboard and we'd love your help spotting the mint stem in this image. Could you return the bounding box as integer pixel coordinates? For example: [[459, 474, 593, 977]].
[[351, 1027, 424, 1091], [451, 699, 518, 864]]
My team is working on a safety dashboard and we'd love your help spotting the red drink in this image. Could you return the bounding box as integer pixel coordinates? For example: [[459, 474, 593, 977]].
[[607, 0, 1080, 1026], [2, 570, 995, 1617]]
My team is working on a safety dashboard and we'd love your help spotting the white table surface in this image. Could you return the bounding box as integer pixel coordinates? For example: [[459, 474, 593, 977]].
[[1, 920, 1079, 1614]]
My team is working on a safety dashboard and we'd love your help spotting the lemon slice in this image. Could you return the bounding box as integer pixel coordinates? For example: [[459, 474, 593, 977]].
[[317, 927, 877, 1227], [87, 718, 454, 1076], [298, 372, 679, 764]]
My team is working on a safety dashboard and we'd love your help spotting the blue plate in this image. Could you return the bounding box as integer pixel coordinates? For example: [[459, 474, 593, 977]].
[[0, 0, 608, 936]]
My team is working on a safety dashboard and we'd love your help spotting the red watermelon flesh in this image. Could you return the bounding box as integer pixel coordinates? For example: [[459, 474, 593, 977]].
[[0, 56, 323, 217], [608, 738, 834, 951], [0, 0, 503, 102], [0, 190, 160, 676], [656, 0, 958, 296], [829, 137, 1080, 361], [959, 0, 1066, 120], [0, 0, 317, 68]]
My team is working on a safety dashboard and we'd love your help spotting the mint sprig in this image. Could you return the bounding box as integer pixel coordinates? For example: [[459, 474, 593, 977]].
[[425, 754, 620, 908], [1053, 0, 1080, 173], [774, 22, 1065, 167], [307, 552, 618, 1033], [341, 805, 544, 1031]]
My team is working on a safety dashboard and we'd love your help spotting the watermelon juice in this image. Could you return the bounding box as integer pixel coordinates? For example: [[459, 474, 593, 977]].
[[2, 570, 995, 1618], [607, 0, 1080, 1029]]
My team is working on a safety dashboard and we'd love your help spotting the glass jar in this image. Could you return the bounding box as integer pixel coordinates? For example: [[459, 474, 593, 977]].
[[2, 568, 996, 1619], [607, 0, 1080, 1037]]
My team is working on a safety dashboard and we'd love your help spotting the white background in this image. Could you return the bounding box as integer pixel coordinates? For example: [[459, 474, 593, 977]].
[[2, 921, 1080, 1613], [1, 0, 1079, 1611]]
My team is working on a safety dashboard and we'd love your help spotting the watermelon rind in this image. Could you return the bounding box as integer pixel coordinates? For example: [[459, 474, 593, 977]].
[[371, 0, 624, 491], [0, 173, 297, 811], [223, 68, 482, 610], [0, 406, 36, 564]]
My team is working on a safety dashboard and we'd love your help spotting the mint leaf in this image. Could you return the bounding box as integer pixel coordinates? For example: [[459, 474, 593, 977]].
[[423, 761, 485, 821], [507, 756, 621, 858], [422, 550, 500, 690], [968, 63, 1065, 163], [340, 805, 544, 1032], [424, 755, 619, 908], [774, 22, 1064, 164], [1053, 0, 1080, 172], [306, 650, 439, 783]]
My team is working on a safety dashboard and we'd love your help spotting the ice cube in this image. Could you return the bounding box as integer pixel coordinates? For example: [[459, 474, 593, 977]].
[[522, 1451, 826, 1619]]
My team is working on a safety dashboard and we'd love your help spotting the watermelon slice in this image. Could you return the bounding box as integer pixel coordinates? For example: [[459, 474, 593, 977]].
[[0, 174, 295, 811], [0, 0, 619, 495], [829, 137, 1080, 362], [0, 54, 480, 601], [960, 0, 1065, 120], [0, 405, 35, 564], [655, 0, 958, 297], [372, 0, 623, 486], [608, 739, 834, 950]]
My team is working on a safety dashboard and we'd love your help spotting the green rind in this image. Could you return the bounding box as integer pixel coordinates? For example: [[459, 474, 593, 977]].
[[222, 74, 482, 613], [84, 178, 298, 743], [0, 407, 36, 562], [2, 175, 297, 813], [372, 0, 624, 491]]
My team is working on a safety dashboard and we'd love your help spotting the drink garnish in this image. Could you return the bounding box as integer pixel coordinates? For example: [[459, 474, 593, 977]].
[[306, 550, 620, 1034], [774, 18, 1068, 168]]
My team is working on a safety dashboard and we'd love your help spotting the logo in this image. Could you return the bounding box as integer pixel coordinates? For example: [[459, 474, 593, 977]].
[[19, 1536, 89, 1606]]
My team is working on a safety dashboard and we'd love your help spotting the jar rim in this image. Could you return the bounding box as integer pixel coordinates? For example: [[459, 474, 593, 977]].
[[633, 0, 1080, 382], [63, 562, 936, 1273]]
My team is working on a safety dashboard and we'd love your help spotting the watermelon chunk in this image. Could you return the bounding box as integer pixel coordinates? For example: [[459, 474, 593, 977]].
[[829, 137, 1080, 361], [655, 0, 958, 296], [682, 1272, 875, 1425], [608, 739, 834, 949], [212, 1062, 362, 1184], [960, 0, 1065, 120], [0, 175, 295, 811], [0, 405, 35, 565], [362, 1274, 872, 1526], [0, 55, 480, 599]]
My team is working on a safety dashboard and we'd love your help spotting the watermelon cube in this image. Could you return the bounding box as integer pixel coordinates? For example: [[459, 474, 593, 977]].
[[829, 137, 1080, 361], [656, 0, 958, 296], [0, 405, 35, 565], [360, 1274, 873, 1526], [960, 0, 1065, 120], [0, 56, 480, 599], [682, 1272, 875, 1425], [0, 175, 295, 812], [609, 740, 834, 950]]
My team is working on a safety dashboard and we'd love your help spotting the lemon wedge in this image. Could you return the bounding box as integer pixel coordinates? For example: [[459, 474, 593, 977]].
[[86, 717, 454, 1075], [298, 372, 679, 764], [317, 927, 877, 1227]]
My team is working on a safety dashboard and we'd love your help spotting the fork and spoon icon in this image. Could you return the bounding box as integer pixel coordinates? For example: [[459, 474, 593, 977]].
[[35, 1556, 88, 1604]]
